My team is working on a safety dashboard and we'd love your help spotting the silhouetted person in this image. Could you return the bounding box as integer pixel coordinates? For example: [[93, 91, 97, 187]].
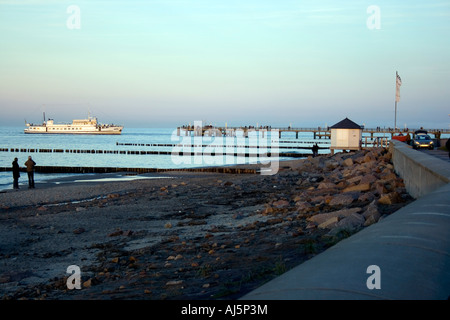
[[446, 139, 450, 159], [12, 157, 20, 190], [24, 156, 36, 189], [312, 143, 319, 157]]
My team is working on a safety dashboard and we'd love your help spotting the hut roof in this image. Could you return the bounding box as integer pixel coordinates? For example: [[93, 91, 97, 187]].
[[330, 117, 362, 129]]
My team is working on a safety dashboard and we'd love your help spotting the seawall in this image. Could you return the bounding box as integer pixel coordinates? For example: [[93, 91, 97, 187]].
[[242, 141, 450, 300], [389, 140, 450, 198]]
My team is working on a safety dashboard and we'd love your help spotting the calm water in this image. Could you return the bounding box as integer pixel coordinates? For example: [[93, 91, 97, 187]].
[[0, 126, 323, 190], [3, 126, 445, 191]]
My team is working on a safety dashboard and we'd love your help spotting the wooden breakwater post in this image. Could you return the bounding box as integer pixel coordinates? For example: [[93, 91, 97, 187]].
[[0, 166, 259, 175], [0, 144, 312, 159]]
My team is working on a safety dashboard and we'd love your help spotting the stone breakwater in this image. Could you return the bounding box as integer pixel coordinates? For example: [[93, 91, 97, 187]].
[[0, 147, 412, 300], [279, 147, 410, 233]]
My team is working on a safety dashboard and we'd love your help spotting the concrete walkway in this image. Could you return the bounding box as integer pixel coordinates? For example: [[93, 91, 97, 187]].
[[242, 183, 450, 300], [419, 148, 450, 162], [242, 144, 450, 300]]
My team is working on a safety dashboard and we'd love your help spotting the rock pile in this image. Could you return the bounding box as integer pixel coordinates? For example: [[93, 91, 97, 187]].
[[266, 147, 411, 234]]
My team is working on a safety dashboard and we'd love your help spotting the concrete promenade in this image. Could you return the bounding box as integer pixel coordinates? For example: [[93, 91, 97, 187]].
[[242, 141, 450, 300]]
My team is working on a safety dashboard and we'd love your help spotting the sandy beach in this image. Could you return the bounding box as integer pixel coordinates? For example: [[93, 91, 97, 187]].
[[0, 148, 413, 300]]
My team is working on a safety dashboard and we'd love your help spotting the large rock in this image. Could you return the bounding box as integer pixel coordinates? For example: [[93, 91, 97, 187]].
[[343, 183, 371, 193], [325, 159, 339, 170], [353, 163, 373, 174], [378, 192, 402, 205], [334, 213, 365, 230], [296, 201, 312, 212], [358, 192, 376, 202], [372, 181, 387, 195], [346, 176, 362, 185], [318, 182, 336, 190], [328, 193, 357, 206], [343, 158, 354, 167], [308, 207, 361, 225], [363, 201, 381, 226], [318, 217, 338, 229], [380, 172, 398, 183], [360, 174, 377, 185], [272, 199, 290, 208]]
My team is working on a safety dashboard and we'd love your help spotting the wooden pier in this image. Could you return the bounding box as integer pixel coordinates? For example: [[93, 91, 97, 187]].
[[176, 125, 331, 139], [176, 125, 450, 140]]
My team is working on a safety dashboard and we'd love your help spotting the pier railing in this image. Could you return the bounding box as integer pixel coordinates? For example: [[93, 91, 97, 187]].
[[176, 125, 450, 139]]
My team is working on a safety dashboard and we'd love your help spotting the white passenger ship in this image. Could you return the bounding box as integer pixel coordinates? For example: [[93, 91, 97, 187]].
[[24, 114, 123, 135]]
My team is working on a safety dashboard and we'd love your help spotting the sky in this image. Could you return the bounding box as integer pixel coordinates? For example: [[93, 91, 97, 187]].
[[0, 0, 449, 129]]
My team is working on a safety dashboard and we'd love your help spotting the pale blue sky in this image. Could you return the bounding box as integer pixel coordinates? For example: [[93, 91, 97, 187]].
[[1, 0, 449, 128]]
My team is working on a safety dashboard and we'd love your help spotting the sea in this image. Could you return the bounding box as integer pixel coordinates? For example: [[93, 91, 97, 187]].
[[0, 126, 328, 191], [2, 126, 446, 192]]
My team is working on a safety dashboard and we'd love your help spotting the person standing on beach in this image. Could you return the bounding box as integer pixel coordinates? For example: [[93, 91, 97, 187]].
[[24, 156, 36, 189], [312, 143, 319, 157], [12, 157, 20, 190], [446, 138, 450, 159]]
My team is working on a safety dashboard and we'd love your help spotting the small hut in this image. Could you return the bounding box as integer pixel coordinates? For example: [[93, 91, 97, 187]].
[[330, 117, 362, 155]]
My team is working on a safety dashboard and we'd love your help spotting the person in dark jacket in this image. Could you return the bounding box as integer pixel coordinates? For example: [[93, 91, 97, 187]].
[[311, 143, 319, 157], [446, 139, 450, 159], [12, 157, 20, 189], [24, 156, 36, 189]]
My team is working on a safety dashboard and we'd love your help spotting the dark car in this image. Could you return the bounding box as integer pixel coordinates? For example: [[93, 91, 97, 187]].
[[412, 132, 434, 150]]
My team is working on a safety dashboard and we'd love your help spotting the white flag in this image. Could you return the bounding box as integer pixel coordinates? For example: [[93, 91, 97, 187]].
[[395, 72, 402, 102]]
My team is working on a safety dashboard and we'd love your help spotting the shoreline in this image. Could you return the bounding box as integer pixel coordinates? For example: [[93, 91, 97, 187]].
[[0, 157, 277, 192], [0, 153, 301, 193], [0, 149, 414, 300]]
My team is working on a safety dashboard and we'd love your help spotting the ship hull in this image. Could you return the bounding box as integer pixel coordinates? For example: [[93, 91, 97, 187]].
[[24, 116, 123, 135], [24, 130, 123, 135]]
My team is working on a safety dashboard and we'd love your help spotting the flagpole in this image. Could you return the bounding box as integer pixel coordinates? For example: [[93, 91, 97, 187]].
[[394, 71, 401, 131], [395, 101, 397, 130], [394, 71, 398, 131]]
